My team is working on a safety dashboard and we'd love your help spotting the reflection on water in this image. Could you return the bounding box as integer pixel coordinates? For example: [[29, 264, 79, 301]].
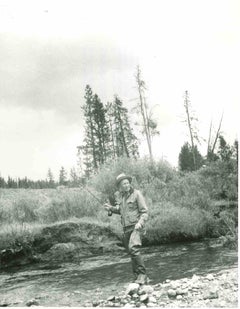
[[0, 240, 237, 306]]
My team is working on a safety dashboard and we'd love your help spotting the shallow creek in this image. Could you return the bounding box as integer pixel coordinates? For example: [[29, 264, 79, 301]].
[[0, 240, 237, 306]]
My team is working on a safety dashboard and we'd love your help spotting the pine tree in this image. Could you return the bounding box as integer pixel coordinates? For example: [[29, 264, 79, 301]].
[[59, 167, 67, 186], [81, 85, 98, 176], [92, 94, 110, 164], [109, 96, 139, 159], [69, 167, 79, 187], [47, 168, 55, 188], [217, 135, 234, 162], [179, 142, 204, 171], [0, 176, 6, 188], [7, 176, 17, 188], [80, 85, 111, 177], [106, 102, 117, 160]]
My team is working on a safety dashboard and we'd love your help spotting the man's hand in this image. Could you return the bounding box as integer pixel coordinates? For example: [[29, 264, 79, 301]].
[[104, 203, 112, 212], [135, 222, 142, 230]]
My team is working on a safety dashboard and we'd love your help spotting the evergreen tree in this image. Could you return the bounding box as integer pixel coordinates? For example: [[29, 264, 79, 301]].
[[0, 176, 6, 188], [81, 85, 98, 176], [217, 135, 234, 162], [7, 176, 17, 188], [106, 102, 117, 159], [80, 85, 111, 177], [179, 142, 204, 171], [69, 167, 79, 187], [59, 167, 67, 186], [47, 168, 55, 188], [109, 96, 139, 159], [92, 94, 111, 164]]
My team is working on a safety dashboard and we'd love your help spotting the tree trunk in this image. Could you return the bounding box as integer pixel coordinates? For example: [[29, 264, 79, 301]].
[[184, 91, 196, 170], [136, 67, 153, 159]]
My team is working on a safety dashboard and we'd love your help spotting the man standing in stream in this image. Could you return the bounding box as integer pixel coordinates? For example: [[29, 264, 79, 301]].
[[104, 173, 149, 285]]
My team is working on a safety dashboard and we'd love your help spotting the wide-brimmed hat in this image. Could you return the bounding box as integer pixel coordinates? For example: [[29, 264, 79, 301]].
[[115, 173, 132, 187]]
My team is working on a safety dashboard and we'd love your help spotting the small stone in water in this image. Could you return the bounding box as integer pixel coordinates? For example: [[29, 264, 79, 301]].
[[92, 300, 100, 307], [84, 302, 92, 307], [74, 290, 81, 294], [176, 295, 183, 300], [26, 299, 39, 307]]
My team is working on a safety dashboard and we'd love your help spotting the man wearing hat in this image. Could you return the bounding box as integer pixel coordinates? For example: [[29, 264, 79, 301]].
[[104, 173, 149, 285]]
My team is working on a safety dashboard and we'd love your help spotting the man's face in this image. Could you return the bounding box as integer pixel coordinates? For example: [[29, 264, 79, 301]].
[[119, 179, 131, 193]]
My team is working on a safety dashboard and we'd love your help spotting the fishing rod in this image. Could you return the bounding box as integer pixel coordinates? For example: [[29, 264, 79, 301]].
[[80, 185, 112, 216]]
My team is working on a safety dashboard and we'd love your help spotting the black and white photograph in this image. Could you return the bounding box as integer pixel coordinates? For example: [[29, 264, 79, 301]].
[[0, 0, 238, 307]]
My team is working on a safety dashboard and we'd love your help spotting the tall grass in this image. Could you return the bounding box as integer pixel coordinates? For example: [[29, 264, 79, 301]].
[[0, 157, 237, 250], [0, 222, 42, 250], [0, 188, 101, 224]]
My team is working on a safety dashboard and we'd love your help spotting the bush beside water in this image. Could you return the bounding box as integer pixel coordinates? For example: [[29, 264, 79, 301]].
[[0, 157, 237, 253]]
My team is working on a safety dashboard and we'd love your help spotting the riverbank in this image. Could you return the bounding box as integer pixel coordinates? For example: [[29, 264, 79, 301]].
[[0, 217, 237, 270], [83, 268, 238, 308], [0, 267, 237, 307]]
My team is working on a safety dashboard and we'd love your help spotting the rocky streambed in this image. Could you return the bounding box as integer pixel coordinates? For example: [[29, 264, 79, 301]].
[[0, 268, 237, 307], [78, 268, 238, 308]]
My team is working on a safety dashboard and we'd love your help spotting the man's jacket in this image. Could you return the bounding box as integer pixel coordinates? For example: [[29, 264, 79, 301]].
[[110, 188, 148, 229]]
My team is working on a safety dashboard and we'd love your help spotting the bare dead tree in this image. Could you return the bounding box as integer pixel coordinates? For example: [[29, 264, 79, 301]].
[[183, 90, 197, 170], [207, 112, 224, 160], [207, 119, 213, 156], [135, 66, 159, 160]]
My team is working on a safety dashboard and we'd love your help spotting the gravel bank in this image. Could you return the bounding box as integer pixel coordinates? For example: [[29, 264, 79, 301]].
[[85, 268, 238, 308]]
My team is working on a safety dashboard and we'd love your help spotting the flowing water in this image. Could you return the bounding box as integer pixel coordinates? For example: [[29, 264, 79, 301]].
[[0, 240, 237, 306]]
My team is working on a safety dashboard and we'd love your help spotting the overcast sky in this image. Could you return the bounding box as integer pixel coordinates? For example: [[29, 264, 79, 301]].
[[0, 0, 239, 180]]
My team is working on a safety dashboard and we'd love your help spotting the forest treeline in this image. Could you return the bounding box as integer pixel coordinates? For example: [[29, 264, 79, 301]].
[[0, 86, 238, 189], [0, 68, 238, 189]]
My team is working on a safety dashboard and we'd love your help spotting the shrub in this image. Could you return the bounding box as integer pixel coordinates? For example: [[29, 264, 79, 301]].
[[89, 157, 176, 198], [144, 202, 214, 245], [199, 160, 238, 201]]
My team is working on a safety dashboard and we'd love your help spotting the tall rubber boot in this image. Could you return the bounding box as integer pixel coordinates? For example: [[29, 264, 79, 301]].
[[132, 255, 148, 284], [135, 273, 149, 285], [131, 256, 139, 281]]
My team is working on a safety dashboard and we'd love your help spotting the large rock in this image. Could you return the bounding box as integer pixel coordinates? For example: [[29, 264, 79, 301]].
[[139, 294, 149, 303], [125, 283, 140, 295], [138, 285, 154, 295], [167, 289, 177, 297]]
